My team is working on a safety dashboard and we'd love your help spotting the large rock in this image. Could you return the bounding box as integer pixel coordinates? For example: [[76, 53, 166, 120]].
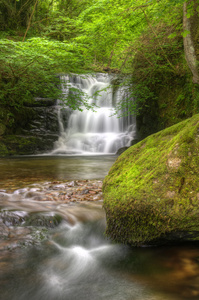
[[103, 114, 199, 246]]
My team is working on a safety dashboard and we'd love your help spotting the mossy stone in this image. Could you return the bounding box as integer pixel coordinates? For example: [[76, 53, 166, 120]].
[[103, 114, 199, 246]]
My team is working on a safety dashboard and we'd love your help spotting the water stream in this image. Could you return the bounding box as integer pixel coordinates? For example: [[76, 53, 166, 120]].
[[1, 156, 199, 300]]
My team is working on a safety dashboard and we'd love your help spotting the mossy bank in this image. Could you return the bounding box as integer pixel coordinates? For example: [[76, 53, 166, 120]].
[[103, 114, 199, 246]]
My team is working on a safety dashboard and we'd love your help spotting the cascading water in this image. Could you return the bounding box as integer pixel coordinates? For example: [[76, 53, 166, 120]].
[[52, 74, 136, 155]]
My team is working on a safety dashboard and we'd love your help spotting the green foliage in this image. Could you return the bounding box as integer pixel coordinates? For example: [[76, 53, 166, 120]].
[[0, 0, 35, 30], [0, 0, 198, 121], [0, 38, 94, 111], [70, 0, 186, 72], [38, 15, 78, 41], [29, 0, 91, 40], [181, 30, 191, 37]]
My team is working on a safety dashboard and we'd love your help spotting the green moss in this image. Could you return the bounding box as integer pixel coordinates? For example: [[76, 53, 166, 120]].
[[0, 123, 6, 136], [0, 141, 9, 156], [103, 114, 199, 246], [1, 135, 39, 155]]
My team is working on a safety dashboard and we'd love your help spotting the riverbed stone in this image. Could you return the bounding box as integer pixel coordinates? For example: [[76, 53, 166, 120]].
[[103, 114, 199, 246], [0, 179, 104, 251]]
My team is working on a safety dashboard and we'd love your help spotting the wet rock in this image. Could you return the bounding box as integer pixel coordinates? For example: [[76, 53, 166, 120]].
[[52, 184, 66, 190], [80, 189, 89, 195], [89, 191, 97, 194], [0, 193, 10, 201], [0, 211, 26, 226], [25, 191, 43, 199], [116, 147, 129, 155], [1, 179, 104, 204], [0, 179, 104, 253], [1, 102, 61, 155], [24, 212, 62, 228], [0, 222, 10, 238], [68, 181, 78, 187], [14, 188, 28, 194], [93, 195, 102, 201]]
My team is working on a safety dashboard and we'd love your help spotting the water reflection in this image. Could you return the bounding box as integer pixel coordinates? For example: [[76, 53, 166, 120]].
[[0, 155, 116, 188]]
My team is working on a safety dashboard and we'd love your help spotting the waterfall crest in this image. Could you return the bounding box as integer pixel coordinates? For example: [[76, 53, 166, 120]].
[[52, 74, 136, 155]]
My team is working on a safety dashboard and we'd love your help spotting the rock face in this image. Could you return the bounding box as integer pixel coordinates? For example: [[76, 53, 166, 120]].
[[103, 114, 199, 246], [0, 98, 61, 155]]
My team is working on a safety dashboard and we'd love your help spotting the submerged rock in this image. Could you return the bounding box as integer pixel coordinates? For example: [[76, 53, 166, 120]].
[[24, 212, 62, 228], [103, 114, 199, 246]]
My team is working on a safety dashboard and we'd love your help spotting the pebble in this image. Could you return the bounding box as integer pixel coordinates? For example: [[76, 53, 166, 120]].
[[0, 180, 104, 204], [89, 191, 97, 194]]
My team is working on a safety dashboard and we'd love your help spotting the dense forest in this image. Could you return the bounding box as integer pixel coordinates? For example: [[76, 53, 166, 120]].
[[0, 0, 199, 142]]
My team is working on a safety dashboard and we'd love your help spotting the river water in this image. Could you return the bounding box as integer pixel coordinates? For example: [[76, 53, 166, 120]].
[[0, 155, 116, 189], [0, 156, 199, 300]]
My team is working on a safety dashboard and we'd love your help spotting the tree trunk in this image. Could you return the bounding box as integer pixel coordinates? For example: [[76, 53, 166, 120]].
[[183, 1, 199, 84]]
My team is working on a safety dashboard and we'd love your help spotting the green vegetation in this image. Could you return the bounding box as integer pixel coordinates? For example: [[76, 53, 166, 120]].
[[0, 1, 198, 144], [103, 114, 199, 245], [1, 0, 199, 244], [0, 0, 199, 115], [0, 38, 88, 109]]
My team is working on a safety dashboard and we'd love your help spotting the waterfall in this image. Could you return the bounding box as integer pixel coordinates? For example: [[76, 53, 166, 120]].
[[52, 74, 136, 155]]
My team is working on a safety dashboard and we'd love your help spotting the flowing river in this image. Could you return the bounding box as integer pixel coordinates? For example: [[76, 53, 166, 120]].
[[1, 156, 199, 300]]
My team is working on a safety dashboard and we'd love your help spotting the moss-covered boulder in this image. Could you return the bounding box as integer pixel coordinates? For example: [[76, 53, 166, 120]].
[[103, 114, 199, 246]]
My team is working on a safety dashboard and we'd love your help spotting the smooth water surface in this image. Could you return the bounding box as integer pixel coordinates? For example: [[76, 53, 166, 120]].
[[0, 155, 116, 189]]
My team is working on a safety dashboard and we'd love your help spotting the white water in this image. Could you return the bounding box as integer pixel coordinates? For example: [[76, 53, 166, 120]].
[[52, 74, 136, 155], [0, 191, 172, 300]]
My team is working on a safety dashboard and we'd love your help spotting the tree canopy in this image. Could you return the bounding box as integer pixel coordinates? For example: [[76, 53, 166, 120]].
[[0, 0, 199, 113]]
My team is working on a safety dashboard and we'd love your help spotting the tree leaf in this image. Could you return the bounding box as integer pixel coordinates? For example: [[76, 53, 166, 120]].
[[181, 30, 190, 38], [168, 32, 177, 39]]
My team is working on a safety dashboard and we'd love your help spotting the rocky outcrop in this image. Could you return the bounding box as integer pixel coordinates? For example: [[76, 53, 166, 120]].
[[20, 98, 60, 152], [0, 98, 62, 155], [103, 114, 199, 246]]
